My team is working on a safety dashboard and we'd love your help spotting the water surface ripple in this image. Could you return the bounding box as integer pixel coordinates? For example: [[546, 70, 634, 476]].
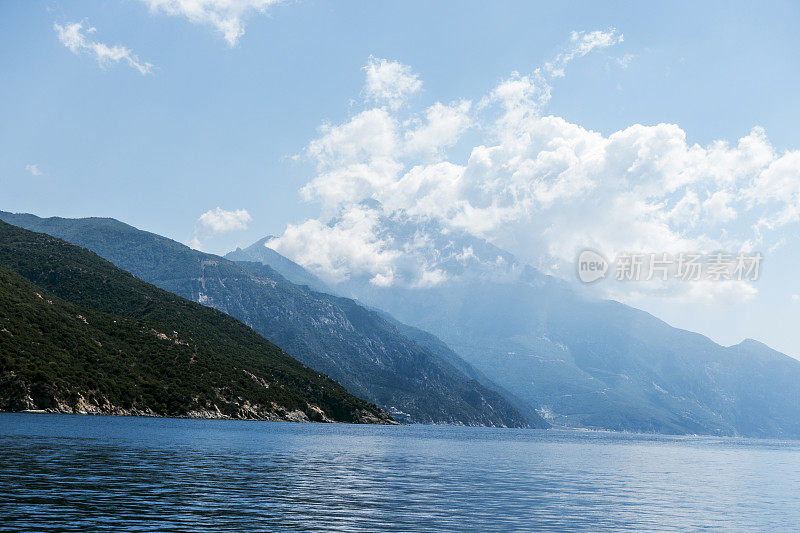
[[1, 413, 799, 531]]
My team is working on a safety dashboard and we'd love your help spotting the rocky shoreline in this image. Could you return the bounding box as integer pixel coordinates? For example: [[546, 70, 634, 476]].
[[1, 385, 397, 425], [7, 405, 398, 424]]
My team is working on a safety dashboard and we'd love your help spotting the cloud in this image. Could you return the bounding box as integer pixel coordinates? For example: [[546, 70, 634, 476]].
[[362, 56, 422, 110], [190, 207, 252, 250], [197, 207, 252, 233], [307, 108, 399, 170], [404, 100, 472, 159], [268, 205, 403, 285], [269, 30, 800, 304], [299, 99, 471, 215], [54, 22, 154, 75], [544, 29, 623, 78], [25, 164, 43, 176], [140, 0, 283, 47], [745, 151, 800, 227], [616, 53, 635, 69], [702, 190, 737, 224]]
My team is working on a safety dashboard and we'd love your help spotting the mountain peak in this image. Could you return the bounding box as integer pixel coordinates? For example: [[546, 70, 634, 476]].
[[735, 338, 769, 349], [729, 337, 793, 362]]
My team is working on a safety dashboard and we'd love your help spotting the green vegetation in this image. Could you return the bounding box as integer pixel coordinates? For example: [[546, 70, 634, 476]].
[[0, 221, 391, 423], [0, 211, 534, 427]]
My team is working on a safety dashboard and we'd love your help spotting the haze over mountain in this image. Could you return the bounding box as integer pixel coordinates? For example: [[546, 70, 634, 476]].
[[7, 208, 799, 437], [0, 221, 391, 423], [230, 234, 540, 422], [257, 213, 800, 438], [0, 211, 533, 427]]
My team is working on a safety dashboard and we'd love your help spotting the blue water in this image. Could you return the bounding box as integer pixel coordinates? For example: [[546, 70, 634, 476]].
[[1, 414, 799, 531]]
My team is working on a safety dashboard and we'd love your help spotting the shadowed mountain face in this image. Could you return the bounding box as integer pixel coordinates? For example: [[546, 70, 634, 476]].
[[237, 217, 800, 438], [0, 221, 391, 424], [0, 212, 535, 428], [230, 237, 541, 423], [348, 278, 800, 437]]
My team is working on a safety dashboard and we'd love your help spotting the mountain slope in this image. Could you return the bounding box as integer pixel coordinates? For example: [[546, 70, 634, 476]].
[[0, 221, 391, 423], [228, 235, 543, 421], [274, 214, 800, 438], [0, 212, 535, 427], [378, 312, 544, 426], [343, 267, 800, 437]]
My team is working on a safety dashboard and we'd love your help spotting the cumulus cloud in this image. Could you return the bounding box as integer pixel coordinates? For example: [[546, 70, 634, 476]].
[[745, 151, 800, 227], [404, 100, 472, 159], [198, 207, 252, 232], [362, 56, 422, 110], [54, 22, 153, 75], [190, 207, 252, 250], [25, 164, 43, 176], [140, 0, 282, 46], [268, 205, 402, 285], [269, 30, 799, 304]]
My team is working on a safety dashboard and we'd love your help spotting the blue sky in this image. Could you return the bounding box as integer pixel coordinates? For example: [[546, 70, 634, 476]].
[[3, 0, 800, 356]]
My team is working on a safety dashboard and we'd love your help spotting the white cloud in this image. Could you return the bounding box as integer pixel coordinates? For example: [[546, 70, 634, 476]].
[[190, 207, 252, 250], [702, 190, 737, 224], [307, 108, 399, 169], [404, 100, 472, 159], [544, 29, 623, 78], [482, 70, 552, 133], [793, 294, 799, 303], [270, 30, 800, 304], [299, 101, 471, 216], [745, 151, 800, 227], [268, 205, 403, 286], [362, 56, 422, 110], [25, 164, 43, 176], [54, 22, 153, 75], [197, 207, 252, 233], [140, 0, 282, 47]]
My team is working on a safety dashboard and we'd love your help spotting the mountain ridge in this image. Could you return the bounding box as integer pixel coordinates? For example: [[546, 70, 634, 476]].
[[243, 214, 800, 438], [0, 211, 536, 428], [0, 220, 392, 423]]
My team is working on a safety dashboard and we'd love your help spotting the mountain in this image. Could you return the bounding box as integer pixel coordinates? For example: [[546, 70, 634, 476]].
[[229, 236, 546, 424], [377, 312, 541, 425], [356, 278, 800, 437], [267, 214, 800, 438], [0, 221, 391, 423], [0, 211, 535, 427], [227, 237, 331, 293]]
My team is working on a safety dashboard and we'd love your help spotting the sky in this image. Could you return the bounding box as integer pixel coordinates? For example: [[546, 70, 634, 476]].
[[3, 0, 800, 356]]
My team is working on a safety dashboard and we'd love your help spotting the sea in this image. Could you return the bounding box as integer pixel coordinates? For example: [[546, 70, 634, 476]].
[[1, 413, 799, 531]]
